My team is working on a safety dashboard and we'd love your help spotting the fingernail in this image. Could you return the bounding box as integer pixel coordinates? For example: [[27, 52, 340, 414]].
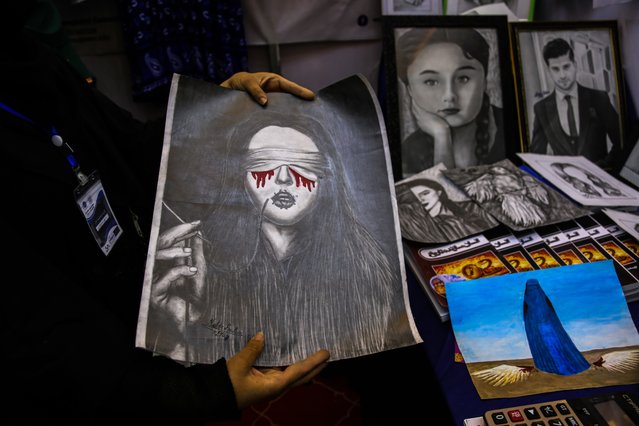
[[190, 220, 200, 225], [183, 247, 192, 253], [188, 266, 198, 273], [254, 331, 264, 341], [259, 96, 267, 105]]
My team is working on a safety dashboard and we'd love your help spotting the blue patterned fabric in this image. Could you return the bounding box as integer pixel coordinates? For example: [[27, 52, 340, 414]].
[[119, 0, 247, 101]]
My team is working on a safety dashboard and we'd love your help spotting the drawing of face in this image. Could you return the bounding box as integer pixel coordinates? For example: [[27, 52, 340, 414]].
[[410, 184, 441, 211], [407, 42, 485, 128], [245, 126, 321, 226], [547, 53, 577, 93]]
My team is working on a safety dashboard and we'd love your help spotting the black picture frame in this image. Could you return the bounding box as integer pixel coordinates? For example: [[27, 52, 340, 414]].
[[510, 20, 627, 169], [382, 15, 518, 179], [445, 0, 535, 20]]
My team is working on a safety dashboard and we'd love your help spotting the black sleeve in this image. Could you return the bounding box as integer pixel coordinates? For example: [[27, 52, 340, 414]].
[[2, 232, 241, 425], [86, 85, 167, 189], [596, 90, 623, 170], [0, 66, 240, 423], [529, 102, 547, 154], [1, 32, 242, 422]]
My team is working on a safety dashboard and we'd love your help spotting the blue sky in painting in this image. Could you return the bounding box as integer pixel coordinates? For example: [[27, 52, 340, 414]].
[[447, 260, 639, 363]]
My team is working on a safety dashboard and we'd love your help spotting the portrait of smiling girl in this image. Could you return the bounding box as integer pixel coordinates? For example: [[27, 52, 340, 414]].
[[395, 26, 506, 175]]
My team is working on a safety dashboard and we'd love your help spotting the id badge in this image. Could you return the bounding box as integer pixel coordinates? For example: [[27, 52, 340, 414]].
[[74, 171, 123, 255]]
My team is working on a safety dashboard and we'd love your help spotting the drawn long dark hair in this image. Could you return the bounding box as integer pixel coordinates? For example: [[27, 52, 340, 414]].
[[191, 110, 404, 365], [398, 178, 467, 216], [396, 27, 492, 163], [397, 178, 466, 242]]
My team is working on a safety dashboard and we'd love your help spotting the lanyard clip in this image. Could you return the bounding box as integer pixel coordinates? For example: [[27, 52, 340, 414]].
[[76, 170, 89, 186], [65, 152, 89, 186]]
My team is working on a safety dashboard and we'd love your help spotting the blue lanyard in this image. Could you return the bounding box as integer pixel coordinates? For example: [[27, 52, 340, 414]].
[[0, 100, 89, 185]]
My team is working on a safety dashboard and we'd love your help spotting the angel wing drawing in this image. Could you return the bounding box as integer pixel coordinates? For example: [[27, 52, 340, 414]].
[[470, 279, 639, 387], [473, 350, 639, 387], [591, 349, 639, 372], [472, 364, 535, 387], [464, 166, 550, 228]]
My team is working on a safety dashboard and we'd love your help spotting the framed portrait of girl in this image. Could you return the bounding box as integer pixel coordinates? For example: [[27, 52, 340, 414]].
[[382, 15, 519, 179]]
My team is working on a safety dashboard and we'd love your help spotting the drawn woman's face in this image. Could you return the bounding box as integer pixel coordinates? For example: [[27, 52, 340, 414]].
[[245, 126, 321, 226], [410, 184, 441, 210], [407, 42, 486, 128]]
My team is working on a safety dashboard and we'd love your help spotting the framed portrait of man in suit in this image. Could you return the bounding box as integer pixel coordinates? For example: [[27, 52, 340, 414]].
[[510, 20, 627, 171]]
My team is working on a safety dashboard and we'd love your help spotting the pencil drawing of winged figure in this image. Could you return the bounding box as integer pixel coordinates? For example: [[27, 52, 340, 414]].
[[443, 159, 590, 231], [464, 164, 549, 228]]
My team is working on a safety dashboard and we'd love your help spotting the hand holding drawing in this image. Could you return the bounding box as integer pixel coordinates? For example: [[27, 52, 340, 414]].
[[221, 71, 316, 106], [227, 332, 330, 409], [411, 97, 455, 168], [152, 220, 207, 323]]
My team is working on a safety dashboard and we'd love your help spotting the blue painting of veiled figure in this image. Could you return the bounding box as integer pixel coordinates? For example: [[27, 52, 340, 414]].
[[523, 279, 590, 375], [446, 260, 639, 398]]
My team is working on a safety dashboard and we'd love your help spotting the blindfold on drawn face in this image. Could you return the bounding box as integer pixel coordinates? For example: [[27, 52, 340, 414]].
[[242, 148, 327, 178]]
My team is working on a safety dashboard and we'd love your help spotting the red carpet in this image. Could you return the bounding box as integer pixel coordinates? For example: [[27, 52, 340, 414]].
[[213, 373, 363, 426], [210, 344, 455, 426]]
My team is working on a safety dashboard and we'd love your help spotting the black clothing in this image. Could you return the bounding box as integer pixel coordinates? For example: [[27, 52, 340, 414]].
[[530, 84, 622, 169], [0, 31, 239, 425], [402, 105, 506, 175]]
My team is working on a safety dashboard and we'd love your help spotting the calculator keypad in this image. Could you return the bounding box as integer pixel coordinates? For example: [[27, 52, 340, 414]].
[[484, 400, 581, 426]]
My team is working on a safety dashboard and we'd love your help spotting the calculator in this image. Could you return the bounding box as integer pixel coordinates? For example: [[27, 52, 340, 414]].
[[483, 392, 639, 426]]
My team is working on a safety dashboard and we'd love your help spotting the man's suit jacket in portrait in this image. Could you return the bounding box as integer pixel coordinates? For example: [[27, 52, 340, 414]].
[[530, 84, 621, 166]]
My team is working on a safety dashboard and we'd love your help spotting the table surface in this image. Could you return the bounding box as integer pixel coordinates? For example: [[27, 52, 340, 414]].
[[406, 265, 639, 426]]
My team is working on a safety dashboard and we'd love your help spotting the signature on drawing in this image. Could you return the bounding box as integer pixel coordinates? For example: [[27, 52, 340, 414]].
[[202, 318, 244, 340]]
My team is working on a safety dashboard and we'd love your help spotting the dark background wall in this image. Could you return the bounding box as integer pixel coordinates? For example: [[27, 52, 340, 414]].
[[52, 0, 638, 138]]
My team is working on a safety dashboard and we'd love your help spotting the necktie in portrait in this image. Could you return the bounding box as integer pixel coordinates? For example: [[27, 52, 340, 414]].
[[565, 95, 578, 143]]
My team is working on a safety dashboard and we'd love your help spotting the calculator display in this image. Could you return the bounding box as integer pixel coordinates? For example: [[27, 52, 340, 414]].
[[593, 400, 635, 426]]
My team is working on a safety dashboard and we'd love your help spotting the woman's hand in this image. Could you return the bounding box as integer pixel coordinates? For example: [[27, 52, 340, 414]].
[[411, 98, 455, 168], [411, 97, 450, 138], [221, 71, 315, 106], [227, 332, 330, 410], [151, 220, 207, 324]]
